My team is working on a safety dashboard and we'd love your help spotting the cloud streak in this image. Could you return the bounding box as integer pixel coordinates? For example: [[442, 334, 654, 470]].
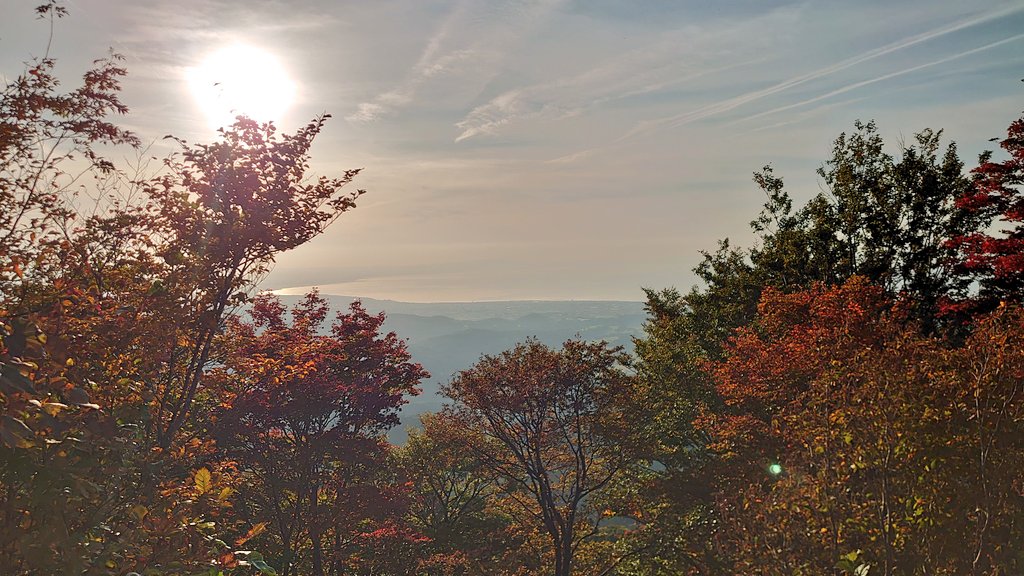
[[738, 32, 1024, 125], [623, 3, 1024, 140], [451, 8, 796, 142], [347, 0, 565, 123], [539, 3, 1024, 165], [454, 55, 765, 142]]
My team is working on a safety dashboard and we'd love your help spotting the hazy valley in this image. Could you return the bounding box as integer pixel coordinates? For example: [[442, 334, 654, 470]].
[[275, 295, 648, 439]]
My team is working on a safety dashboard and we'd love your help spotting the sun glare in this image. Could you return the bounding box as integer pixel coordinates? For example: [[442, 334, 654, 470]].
[[187, 44, 296, 130]]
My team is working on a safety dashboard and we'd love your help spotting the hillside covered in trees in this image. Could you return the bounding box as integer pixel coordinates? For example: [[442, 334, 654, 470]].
[[2, 4, 1024, 576]]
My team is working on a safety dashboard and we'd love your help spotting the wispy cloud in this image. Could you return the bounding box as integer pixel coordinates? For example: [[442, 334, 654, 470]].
[[538, 3, 1024, 165], [454, 56, 764, 142], [346, 36, 476, 122], [347, 0, 565, 123], [545, 148, 596, 165], [736, 32, 1024, 125], [744, 97, 869, 134], [452, 8, 796, 142], [623, 3, 1024, 139], [112, 1, 338, 48]]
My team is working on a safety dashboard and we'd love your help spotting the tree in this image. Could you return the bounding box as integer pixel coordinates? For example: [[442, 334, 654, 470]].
[[672, 122, 974, 354], [397, 412, 511, 575], [628, 289, 721, 575], [0, 5, 161, 572], [1, 4, 371, 571], [939, 303, 1024, 574], [213, 291, 427, 576], [146, 116, 365, 448], [703, 278, 1024, 575], [813, 122, 975, 326], [443, 339, 637, 576], [706, 279, 931, 574], [629, 122, 979, 572], [0, 2, 139, 298], [946, 111, 1024, 315]]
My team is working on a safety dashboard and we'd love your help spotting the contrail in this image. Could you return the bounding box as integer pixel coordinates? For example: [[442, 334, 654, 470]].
[[622, 4, 1024, 140], [739, 32, 1024, 125]]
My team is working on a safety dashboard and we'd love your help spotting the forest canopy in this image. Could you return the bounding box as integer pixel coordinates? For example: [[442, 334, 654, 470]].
[[2, 4, 1023, 576]]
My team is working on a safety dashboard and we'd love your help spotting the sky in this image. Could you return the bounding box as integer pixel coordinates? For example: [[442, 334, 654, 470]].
[[2, 0, 1023, 302]]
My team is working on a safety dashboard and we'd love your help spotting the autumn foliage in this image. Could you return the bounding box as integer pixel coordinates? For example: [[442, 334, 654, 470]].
[[701, 279, 1024, 574], [946, 115, 1024, 315], [212, 292, 427, 576], [443, 340, 643, 576], [1, 5, 369, 573], [632, 112, 1024, 574], [3, 4, 1024, 576]]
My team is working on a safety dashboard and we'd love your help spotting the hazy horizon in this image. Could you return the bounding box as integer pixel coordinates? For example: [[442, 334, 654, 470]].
[[270, 286, 645, 304]]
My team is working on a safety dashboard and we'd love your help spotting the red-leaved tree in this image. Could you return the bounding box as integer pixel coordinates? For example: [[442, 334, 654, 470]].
[[947, 112, 1024, 316], [212, 291, 427, 576]]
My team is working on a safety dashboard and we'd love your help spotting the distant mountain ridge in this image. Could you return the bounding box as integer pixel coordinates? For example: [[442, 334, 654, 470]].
[[271, 295, 648, 441]]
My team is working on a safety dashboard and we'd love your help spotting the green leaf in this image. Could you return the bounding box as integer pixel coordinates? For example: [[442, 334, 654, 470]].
[[251, 559, 277, 575]]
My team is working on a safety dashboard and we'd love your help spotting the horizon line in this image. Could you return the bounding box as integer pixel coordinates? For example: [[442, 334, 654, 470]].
[[265, 287, 645, 305]]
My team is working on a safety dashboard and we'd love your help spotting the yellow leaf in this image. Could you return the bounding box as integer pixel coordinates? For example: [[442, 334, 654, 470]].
[[42, 402, 68, 416], [236, 521, 268, 546], [194, 467, 212, 495], [130, 504, 149, 521]]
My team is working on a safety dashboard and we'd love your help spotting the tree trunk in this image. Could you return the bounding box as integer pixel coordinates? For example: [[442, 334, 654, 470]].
[[310, 482, 325, 576], [553, 525, 573, 576]]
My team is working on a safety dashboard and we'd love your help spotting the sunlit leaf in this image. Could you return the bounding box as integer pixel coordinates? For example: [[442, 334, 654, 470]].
[[194, 467, 212, 495]]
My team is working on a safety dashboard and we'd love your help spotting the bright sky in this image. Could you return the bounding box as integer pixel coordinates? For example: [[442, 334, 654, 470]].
[[3, 0, 1023, 302]]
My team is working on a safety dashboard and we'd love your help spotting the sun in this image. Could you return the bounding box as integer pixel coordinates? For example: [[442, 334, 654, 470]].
[[187, 44, 296, 129]]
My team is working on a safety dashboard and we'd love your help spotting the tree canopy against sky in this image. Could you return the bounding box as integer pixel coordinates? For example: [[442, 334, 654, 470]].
[[1, 4, 370, 573], [213, 292, 427, 576], [947, 115, 1024, 314], [4, 2, 1024, 575], [443, 339, 641, 576]]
